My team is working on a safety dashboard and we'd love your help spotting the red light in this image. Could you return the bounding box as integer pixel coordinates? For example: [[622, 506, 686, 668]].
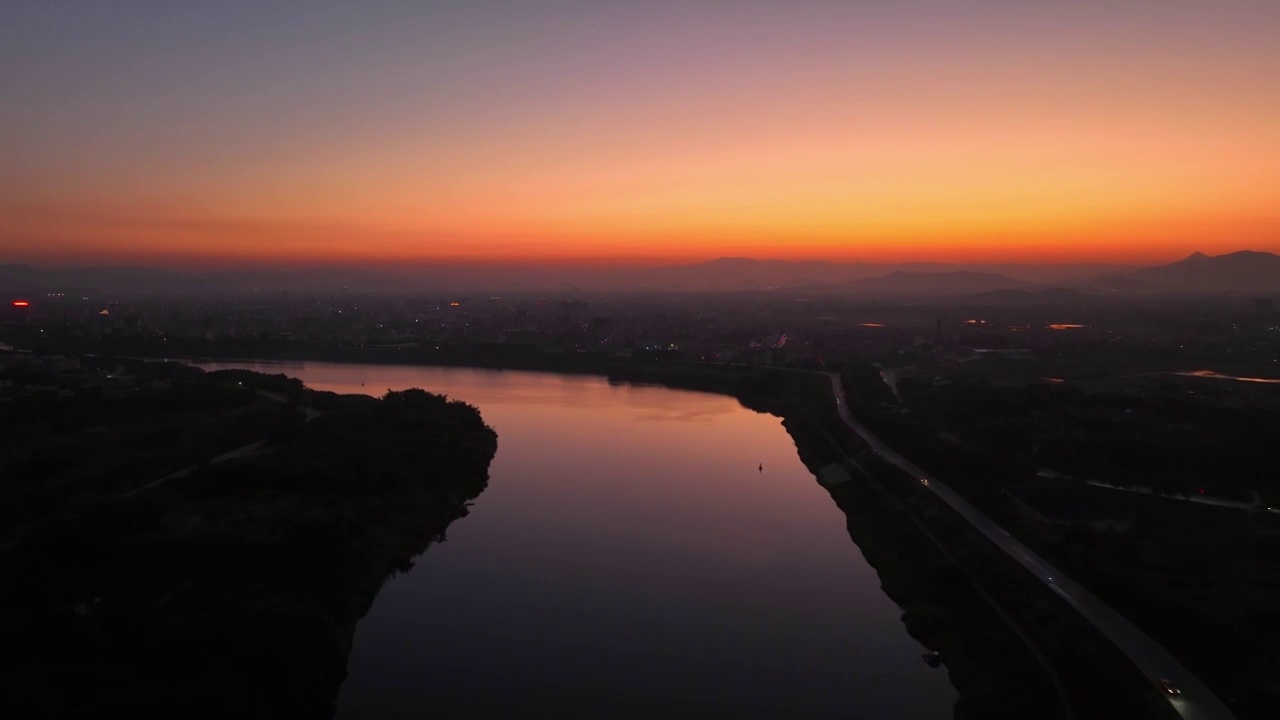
[[12, 300, 29, 307], [1198, 488, 1206, 494]]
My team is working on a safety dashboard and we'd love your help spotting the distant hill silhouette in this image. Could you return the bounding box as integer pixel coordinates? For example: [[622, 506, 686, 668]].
[[629, 258, 1129, 291], [1116, 250, 1280, 292], [0, 251, 1274, 295]]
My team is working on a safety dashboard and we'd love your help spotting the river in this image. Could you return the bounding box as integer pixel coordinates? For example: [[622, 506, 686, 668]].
[[199, 361, 956, 717]]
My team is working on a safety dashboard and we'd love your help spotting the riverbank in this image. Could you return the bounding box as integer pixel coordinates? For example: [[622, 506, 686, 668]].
[[842, 360, 1277, 718], [191, 354, 1070, 717], [532, 359, 1171, 718], [0, 373, 498, 718], [774, 410, 1061, 719], [777, 381, 1178, 719], [15, 340, 1166, 716]]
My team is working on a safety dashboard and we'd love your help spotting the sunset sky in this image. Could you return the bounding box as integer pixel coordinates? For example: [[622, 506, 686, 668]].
[[3, 1, 1278, 267]]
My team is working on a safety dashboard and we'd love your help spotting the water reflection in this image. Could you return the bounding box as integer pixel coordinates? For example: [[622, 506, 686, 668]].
[[201, 362, 956, 717]]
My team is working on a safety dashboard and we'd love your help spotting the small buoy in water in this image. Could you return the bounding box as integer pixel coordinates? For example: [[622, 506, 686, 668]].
[[758, 463, 763, 472]]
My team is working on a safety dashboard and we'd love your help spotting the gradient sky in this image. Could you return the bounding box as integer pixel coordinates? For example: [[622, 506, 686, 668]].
[[3, 1, 1278, 267]]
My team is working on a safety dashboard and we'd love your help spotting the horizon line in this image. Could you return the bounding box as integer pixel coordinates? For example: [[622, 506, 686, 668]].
[[5, 249, 1267, 272]]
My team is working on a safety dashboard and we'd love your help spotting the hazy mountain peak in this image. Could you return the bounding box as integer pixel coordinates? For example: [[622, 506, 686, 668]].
[[1126, 249, 1280, 292]]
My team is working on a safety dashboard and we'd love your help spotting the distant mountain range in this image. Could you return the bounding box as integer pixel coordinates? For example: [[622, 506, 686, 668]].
[[621, 257, 1127, 291], [1118, 250, 1280, 293], [1, 250, 1277, 297]]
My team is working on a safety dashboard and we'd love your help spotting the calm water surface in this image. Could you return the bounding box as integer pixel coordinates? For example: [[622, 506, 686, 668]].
[[201, 362, 955, 718]]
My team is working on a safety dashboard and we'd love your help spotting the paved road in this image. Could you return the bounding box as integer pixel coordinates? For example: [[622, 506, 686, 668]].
[[824, 372, 1237, 720]]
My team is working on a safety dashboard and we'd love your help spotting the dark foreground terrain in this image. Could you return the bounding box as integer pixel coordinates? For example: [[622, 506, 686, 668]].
[[0, 363, 497, 718], [1, 348, 1211, 718], [841, 361, 1280, 716]]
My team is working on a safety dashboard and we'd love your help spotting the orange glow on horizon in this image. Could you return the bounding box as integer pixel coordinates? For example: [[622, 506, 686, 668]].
[[5, 200, 1275, 268], [3, 3, 1279, 268]]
